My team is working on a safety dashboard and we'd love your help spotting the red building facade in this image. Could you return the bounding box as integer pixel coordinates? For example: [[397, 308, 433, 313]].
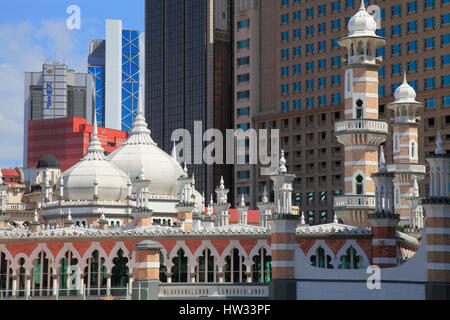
[[27, 117, 128, 172]]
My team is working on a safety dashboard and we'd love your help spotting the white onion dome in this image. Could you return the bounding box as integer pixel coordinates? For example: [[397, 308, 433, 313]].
[[107, 88, 183, 196], [61, 115, 129, 201], [393, 74, 418, 103], [347, 1, 378, 37]]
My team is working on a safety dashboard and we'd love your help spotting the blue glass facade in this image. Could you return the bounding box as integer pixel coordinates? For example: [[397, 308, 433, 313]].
[[88, 66, 105, 128], [88, 28, 140, 131], [121, 30, 140, 132]]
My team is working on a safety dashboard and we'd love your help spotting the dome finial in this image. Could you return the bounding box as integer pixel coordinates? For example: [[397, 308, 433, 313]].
[[262, 185, 268, 203], [436, 131, 445, 155], [412, 175, 419, 197], [379, 145, 387, 173], [278, 149, 287, 174], [171, 141, 177, 160], [240, 194, 246, 207], [360, 0, 365, 11], [301, 211, 305, 225], [333, 212, 339, 224], [83, 108, 106, 160], [403, 72, 408, 85]]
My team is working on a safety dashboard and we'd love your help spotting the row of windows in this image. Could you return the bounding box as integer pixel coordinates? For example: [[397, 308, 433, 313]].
[[281, 94, 342, 111], [390, 0, 450, 16], [281, 58, 341, 75], [378, 76, 450, 96], [281, 0, 356, 12], [281, 77, 341, 92]]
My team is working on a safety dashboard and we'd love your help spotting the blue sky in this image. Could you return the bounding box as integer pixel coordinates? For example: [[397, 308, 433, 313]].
[[0, 0, 144, 168]]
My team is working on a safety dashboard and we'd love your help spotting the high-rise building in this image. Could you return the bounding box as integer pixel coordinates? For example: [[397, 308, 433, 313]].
[[23, 60, 94, 169], [145, 0, 233, 200], [234, 0, 450, 224], [88, 19, 144, 132]]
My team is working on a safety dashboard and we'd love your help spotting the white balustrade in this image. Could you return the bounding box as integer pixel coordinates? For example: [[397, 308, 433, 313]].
[[335, 119, 389, 134], [334, 195, 376, 209], [159, 284, 269, 298]]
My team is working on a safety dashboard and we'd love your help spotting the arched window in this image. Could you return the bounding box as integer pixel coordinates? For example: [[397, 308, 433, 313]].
[[395, 187, 401, 206], [356, 175, 364, 195], [32, 251, 52, 297], [171, 248, 188, 283], [0, 252, 13, 298], [111, 249, 129, 292], [410, 141, 417, 159], [356, 99, 364, 119], [310, 247, 333, 269], [159, 254, 167, 283], [84, 250, 106, 296], [59, 251, 78, 297], [18, 258, 26, 297], [338, 247, 365, 269], [195, 248, 216, 283], [224, 248, 247, 283], [252, 248, 272, 283]]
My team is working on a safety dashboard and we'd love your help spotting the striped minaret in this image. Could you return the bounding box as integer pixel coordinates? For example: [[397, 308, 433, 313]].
[[269, 150, 298, 300], [132, 240, 163, 300], [422, 132, 450, 299], [368, 146, 400, 268], [387, 74, 426, 226], [334, 1, 388, 227]]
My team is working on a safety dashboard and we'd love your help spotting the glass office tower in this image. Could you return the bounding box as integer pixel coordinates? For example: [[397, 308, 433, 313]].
[[88, 20, 142, 132], [145, 0, 233, 200]]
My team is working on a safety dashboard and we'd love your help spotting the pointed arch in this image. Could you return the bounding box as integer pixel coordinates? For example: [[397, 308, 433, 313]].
[[306, 240, 336, 269], [336, 240, 370, 269]]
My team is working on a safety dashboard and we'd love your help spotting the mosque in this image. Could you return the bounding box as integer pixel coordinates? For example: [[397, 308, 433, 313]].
[[0, 1, 448, 300]]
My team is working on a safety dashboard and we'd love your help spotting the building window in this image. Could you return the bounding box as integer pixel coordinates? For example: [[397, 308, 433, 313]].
[[425, 97, 437, 108], [293, 10, 301, 21], [237, 74, 250, 83], [379, 86, 385, 97], [407, 21, 418, 32], [425, 0, 435, 8], [281, 31, 289, 41], [356, 175, 364, 195], [332, 74, 340, 85], [294, 99, 301, 109], [237, 107, 250, 116], [408, 60, 418, 72], [442, 54, 450, 66], [408, 40, 418, 52], [332, 1, 341, 11], [294, 46, 301, 57], [281, 13, 289, 24], [237, 19, 249, 29], [376, 28, 385, 37], [424, 17, 435, 29], [425, 37, 436, 49], [356, 99, 363, 119], [332, 93, 341, 104], [237, 57, 250, 66], [408, 1, 418, 12], [306, 43, 314, 54], [392, 44, 402, 55], [442, 34, 450, 46], [294, 64, 301, 74], [392, 5, 402, 17], [293, 28, 301, 39], [392, 63, 402, 75], [237, 90, 250, 100], [425, 77, 436, 89], [442, 13, 450, 25], [294, 81, 301, 92], [318, 4, 326, 15], [332, 38, 339, 48], [392, 24, 402, 36], [282, 66, 289, 76], [306, 25, 314, 36], [443, 75, 450, 87], [425, 57, 436, 69], [332, 56, 341, 67], [443, 95, 450, 107], [319, 40, 326, 51], [281, 48, 289, 59]]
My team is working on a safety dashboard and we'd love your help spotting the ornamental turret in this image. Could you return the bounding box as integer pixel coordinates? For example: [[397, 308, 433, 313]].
[[334, 0, 388, 227], [387, 74, 426, 226]]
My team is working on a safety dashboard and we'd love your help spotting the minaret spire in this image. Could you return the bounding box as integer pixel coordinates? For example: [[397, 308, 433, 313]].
[[360, 0, 365, 10], [83, 110, 106, 161]]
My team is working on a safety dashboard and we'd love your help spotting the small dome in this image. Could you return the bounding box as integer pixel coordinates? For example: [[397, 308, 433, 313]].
[[107, 88, 183, 196], [37, 154, 60, 169], [394, 74, 418, 103], [347, 1, 377, 36], [62, 116, 128, 201]]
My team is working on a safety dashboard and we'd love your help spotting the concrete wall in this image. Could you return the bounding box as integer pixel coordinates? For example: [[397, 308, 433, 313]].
[[294, 238, 427, 300]]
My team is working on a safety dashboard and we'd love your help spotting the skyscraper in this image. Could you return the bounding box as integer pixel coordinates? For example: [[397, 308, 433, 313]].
[[23, 60, 94, 169], [88, 19, 144, 132], [234, 0, 450, 223], [145, 0, 233, 200]]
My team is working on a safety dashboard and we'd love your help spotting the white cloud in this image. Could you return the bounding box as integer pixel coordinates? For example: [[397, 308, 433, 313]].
[[0, 20, 86, 169]]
